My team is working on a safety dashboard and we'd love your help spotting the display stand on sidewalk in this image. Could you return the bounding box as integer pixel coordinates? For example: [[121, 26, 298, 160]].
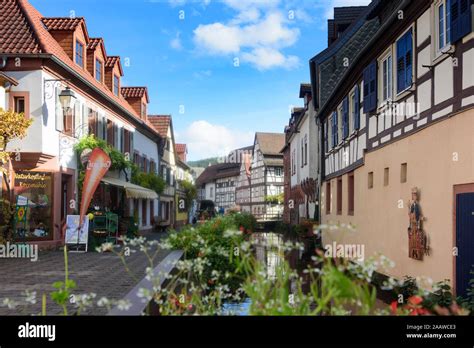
[[65, 215, 89, 252]]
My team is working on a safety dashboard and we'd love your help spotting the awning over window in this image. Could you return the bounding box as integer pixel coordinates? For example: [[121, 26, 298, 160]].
[[101, 177, 158, 200]]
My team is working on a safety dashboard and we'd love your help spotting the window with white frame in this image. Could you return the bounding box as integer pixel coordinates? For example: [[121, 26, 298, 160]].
[[436, 0, 451, 53], [327, 116, 332, 150], [337, 105, 343, 144], [291, 149, 296, 175], [300, 137, 304, 167], [304, 134, 308, 165], [349, 91, 355, 133], [396, 28, 413, 94], [380, 50, 393, 102]]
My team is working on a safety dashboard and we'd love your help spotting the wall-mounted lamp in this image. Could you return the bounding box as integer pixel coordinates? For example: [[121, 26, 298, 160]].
[[58, 87, 76, 112]]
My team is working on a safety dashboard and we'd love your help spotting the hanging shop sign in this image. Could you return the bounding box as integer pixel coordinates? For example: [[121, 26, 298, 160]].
[[407, 187, 430, 260], [79, 148, 111, 228]]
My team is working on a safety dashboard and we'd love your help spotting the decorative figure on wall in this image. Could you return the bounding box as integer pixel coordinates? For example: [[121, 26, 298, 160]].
[[407, 187, 430, 260]]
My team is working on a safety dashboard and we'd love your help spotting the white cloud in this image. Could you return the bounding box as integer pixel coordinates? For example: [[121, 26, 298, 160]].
[[170, 31, 183, 50], [194, 23, 241, 54], [181, 120, 254, 160], [241, 47, 299, 71], [193, 11, 300, 70]]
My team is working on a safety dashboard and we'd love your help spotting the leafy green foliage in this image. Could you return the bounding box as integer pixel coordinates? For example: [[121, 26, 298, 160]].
[[264, 193, 284, 205], [50, 247, 76, 315], [458, 268, 474, 313], [228, 212, 256, 232], [394, 276, 418, 303], [74, 135, 132, 171], [166, 215, 248, 291], [131, 164, 165, 195], [422, 280, 454, 309], [178, 179, 197, 211]]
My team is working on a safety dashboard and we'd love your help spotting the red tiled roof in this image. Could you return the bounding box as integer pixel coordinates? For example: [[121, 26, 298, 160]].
[[175, 143, 187, 154], [0, 0, 157, 131], [87, 37, 102, 50], [148, 115, 171, 138], [121, 87, 149, 102], [87, 37, 107, 60], [105, 56, 124, 76], [176, 143, 187, 162], [105, 56, 119, 67], [0, 0, 42, 54], [41, 17, 85, 31]]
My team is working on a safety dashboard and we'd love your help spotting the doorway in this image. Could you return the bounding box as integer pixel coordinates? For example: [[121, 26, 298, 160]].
[[61, 174, 72, 221], [454, 185, 474, 298]]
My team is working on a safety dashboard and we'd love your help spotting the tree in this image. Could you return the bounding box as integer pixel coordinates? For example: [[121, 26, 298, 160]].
[[179, 179, 197, 214], [0, 108, 33, 239]]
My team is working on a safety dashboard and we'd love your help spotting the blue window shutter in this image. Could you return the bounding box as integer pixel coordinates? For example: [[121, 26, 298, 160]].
[[405, 30, 413, 89], [460, 0, 472, 40], [354, 84, 360, 130], [397, 34, 407, 93], [451, 0, 471, 42], [324, 120, 328, 152], [451, 0, 461, 41], [333, 111, 338, 146], [331, 112, 336, 147], [343, 97, 349, 139], [369, 62, 377, 111], [363, 65, 371, 113], [363, 62, 377, 112]]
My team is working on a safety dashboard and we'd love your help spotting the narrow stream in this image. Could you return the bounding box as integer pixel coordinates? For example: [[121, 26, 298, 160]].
[[222, 232, 315, 315]]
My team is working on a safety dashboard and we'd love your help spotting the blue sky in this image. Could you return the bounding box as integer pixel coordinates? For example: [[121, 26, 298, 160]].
[[30, 0, 370, 161]]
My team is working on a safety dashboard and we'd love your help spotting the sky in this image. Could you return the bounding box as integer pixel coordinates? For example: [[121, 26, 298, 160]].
[[30, 0, 370, 161]]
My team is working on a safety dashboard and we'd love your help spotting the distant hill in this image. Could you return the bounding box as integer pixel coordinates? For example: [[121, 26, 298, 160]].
[[187, 157, 220, 168]]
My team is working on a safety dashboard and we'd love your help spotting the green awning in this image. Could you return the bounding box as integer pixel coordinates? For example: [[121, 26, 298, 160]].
[[101, 177, 158, 200]]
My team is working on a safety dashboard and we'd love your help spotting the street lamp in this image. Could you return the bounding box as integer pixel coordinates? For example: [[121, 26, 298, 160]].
[[58, 87, 76, 112]]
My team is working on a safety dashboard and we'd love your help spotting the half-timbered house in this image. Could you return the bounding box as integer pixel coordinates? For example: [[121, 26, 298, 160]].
[[311, 0, 474, 296], [282, 84, 320, 225], [236, 133, 285, 221]]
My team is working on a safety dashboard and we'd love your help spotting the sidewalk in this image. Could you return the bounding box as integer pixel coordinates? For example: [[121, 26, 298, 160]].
[[0, 231, 170, 315]]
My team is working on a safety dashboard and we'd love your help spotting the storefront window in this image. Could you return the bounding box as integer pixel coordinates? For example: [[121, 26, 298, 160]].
[[14, 171, 53, 240]]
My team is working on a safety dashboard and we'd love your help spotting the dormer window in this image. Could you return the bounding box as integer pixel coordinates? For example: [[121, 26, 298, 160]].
[[95, 59, 103, 82], [113, 75, 120, 96], [75, 41, 84, 68]]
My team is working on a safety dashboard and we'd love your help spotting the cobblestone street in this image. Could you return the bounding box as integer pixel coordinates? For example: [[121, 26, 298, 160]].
[[0, 232, 170, 315]]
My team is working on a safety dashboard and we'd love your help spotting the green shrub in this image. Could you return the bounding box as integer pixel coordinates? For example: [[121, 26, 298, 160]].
[[231, 212, 256, 232], [459, 268, 474, 313], [166, 215, 249, 291]]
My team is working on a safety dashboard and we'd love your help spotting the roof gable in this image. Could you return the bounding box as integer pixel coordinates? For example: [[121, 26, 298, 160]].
[[148, 115, 171, 138], [105, 56, 124, 76], [87, 37, 107, 59], [255, 132, 285, 157], [42, 17, 90, 43], [121, 87, 149, 103]]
